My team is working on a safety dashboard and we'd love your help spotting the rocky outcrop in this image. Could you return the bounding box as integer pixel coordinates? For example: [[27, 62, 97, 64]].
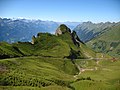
[[55, 24, 71, 36], [55, 24, 84, 47], [31, 36, 35, 44], [55, 27, 62, 36]]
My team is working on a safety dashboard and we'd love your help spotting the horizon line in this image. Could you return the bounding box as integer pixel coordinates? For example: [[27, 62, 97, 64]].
[[0, 17, 120, 23]]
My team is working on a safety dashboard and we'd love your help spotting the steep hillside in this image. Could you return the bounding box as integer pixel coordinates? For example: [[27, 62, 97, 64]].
[[87, 23, 120, 58], [0, 42, 23, 59], [0, 24, 99, 59], [74, 21, 117, 42]]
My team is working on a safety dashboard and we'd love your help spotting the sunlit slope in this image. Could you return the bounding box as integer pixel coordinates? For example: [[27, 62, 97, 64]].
[[0, 57, 120, 90], [71, 59, 120, 90], [0, 56, 77, 90], [87, 23, 120, 57]]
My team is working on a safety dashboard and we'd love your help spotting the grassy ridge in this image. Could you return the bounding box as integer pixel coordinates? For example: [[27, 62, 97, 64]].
[[1, 24, 111, 60], [0, 32, 99, 59]]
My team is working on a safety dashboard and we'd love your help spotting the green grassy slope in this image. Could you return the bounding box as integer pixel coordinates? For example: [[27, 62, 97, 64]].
[[0, 24, 99, 59], [0, 57, 120, 90], [32, 33, 71, 58], [87, 23, 120, 58], [0, 42, 23, 58], [71, 59, 120, 90], [0, 56, 77, 90]]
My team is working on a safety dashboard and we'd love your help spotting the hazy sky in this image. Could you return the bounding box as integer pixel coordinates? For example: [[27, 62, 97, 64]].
[[0, 0, 120, 22]]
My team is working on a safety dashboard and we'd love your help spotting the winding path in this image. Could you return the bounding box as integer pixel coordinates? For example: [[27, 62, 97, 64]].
[[73, 59, 100, 78]]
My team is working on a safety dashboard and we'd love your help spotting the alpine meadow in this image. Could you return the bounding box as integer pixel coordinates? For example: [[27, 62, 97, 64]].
[[0, 0, 120, 90]]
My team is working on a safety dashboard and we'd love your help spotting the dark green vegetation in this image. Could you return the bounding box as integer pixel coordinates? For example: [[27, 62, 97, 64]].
[[87, 22, 120, 58], [0, 24, 119, 90]]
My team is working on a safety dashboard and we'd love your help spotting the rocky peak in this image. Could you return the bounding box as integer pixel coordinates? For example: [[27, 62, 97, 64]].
[[55, 24, 71, 36], [55, 24, 84, 47]]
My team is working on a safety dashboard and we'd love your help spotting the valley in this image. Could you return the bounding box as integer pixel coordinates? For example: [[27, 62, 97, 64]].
[[0, 0, 120, 89]]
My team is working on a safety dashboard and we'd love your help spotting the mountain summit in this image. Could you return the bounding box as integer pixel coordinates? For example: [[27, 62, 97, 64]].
[[55, 24, 84, 47], [55, 24, 71, 36]]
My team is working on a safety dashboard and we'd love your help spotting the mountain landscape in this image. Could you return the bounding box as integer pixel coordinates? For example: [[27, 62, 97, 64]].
[[0, 24, 99, 59], [74, 21, 118, 42], [0, 23, 120, 90], [1, 17, 119, 45], [0, 18, 80, 43], [0, 0, 120, 89], [86, 22, 120, 58], [74, 21, 120, 58]]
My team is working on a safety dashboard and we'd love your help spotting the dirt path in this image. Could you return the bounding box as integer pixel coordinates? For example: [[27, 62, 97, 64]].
[[96, 60, 99, 65], [73, 59, 100, 78]]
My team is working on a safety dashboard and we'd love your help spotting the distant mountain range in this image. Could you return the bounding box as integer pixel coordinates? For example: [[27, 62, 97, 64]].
[[0, 18, 120, 58], [86, 22, 120, 57], [74, 21, 119, 42], [73, 21, 120, 57], [0, 18, 80, 43]]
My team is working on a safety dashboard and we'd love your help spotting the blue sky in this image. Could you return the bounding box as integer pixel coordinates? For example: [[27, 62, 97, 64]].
[[0, 0, 120, 22]]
